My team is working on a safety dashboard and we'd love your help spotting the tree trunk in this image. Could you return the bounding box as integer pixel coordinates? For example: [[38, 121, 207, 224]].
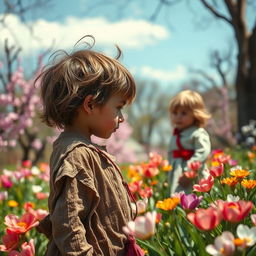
[[236, 25, 256, 130]]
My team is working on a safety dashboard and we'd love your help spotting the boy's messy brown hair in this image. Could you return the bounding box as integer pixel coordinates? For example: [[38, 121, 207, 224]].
[[169, 90, 211, 127], [37, 35, 136, 129]]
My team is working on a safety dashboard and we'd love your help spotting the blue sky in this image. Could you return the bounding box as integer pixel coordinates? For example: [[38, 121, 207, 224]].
[[0, 0, 237, 91]]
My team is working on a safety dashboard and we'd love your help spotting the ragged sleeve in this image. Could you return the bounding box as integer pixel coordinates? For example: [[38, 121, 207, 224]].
[[50, 146, 100, 256]]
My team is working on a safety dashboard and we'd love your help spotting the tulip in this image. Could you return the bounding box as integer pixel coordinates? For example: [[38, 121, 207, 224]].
[[9, 239, 35, 256], [206, 231, 235, 256], [139, 187, 153, 198], [251, 214, 256, 226], [187, 207, 221, 231], [180, 193, 203, 211], [131, 198, 148, 214], [0, 175, 13, 188], [208, 164, 224, 177], [123, 211, 157, 240], [187, 161, 202, 171], [0, 191, 8, 201], [136, 198, 148, 214], [184, 171, 197, 179], [149, 152, 163, 167], [21, 239, 35, 256], [143, 165, 159, 178], [193, 175, 214, 192], [4, 213, 39, 234], [222, 200, 253, 223], [0, 230, 19, 252], [22, 160, 32, 168]]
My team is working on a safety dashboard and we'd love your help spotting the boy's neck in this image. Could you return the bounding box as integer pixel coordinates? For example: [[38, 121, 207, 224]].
[[64, 126, 91, 142]]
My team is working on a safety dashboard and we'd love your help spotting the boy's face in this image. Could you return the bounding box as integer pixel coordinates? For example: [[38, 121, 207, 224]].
[[170, 106, 195, 131], [91, 94, 126, 139]]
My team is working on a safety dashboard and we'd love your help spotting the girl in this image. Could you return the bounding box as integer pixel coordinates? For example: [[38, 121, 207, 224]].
[[36, 36, 144, 256], [168, 90, 211, 195]]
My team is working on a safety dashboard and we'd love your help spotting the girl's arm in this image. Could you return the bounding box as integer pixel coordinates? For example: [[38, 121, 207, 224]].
[[188, 129, 211, 163]]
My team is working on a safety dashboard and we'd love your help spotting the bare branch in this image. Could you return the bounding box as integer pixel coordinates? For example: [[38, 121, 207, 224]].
[[190, 68, 218, 89], [200, 0, 232, 24]]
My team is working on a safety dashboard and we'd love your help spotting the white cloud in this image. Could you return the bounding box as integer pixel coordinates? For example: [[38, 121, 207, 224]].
[[137, 65, 187, 82], [0, 14, 169, 55]]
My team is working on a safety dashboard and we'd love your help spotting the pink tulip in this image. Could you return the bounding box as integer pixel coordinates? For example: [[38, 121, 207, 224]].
[[187, 207, 221, 231], [139, 187, 153, 198], [251, 214, 256, 225], [36, 192, 49, 200], [187, 161, 202, 171], [208, 164, 224, 178], [9, 239, 35, 256], [180, 193, 203, 211], [0, 191, 8, 200], [135, 198, 148, 214], [143, 165, 159, 178], [0, 230, 19, 252], [4, 213, 39, 234], [184, 171, 197, 179], [149, 152, 163, 167], [21, 239, 35, 256], [0, 175, 13, 188], [193, 175, 214, 192], [123, 211, 156, 240], [222, 200, 253, 223]]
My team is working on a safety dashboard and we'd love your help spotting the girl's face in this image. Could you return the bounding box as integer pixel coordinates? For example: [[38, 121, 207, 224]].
[[170, 106, 195, 131], [90, 93, 126, 139]]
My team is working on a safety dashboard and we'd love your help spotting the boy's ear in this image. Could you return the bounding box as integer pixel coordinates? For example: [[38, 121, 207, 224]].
[[82, 95, 94, 114]]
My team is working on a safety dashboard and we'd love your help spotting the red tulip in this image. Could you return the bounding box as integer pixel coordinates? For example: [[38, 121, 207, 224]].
[[193, 175, 214, 192], [208, 164, 224, 178], [0, 230, 19, 252], [222, 200, 253, 222], [187, 207, 221, 230]]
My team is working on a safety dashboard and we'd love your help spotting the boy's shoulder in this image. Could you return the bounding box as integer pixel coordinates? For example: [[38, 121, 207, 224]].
[[51, 131, 97, 169]]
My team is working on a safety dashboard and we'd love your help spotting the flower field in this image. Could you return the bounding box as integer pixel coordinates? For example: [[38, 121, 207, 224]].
[[1, 147, 256, 255]]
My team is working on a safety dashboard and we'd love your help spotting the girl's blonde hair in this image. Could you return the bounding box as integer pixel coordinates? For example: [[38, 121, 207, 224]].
[[36, 36, 136, 129], [169, 90, 211, 127]]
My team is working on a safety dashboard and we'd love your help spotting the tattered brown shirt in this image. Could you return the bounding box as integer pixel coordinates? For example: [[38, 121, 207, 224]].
[[38, 131, 134, 256]]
